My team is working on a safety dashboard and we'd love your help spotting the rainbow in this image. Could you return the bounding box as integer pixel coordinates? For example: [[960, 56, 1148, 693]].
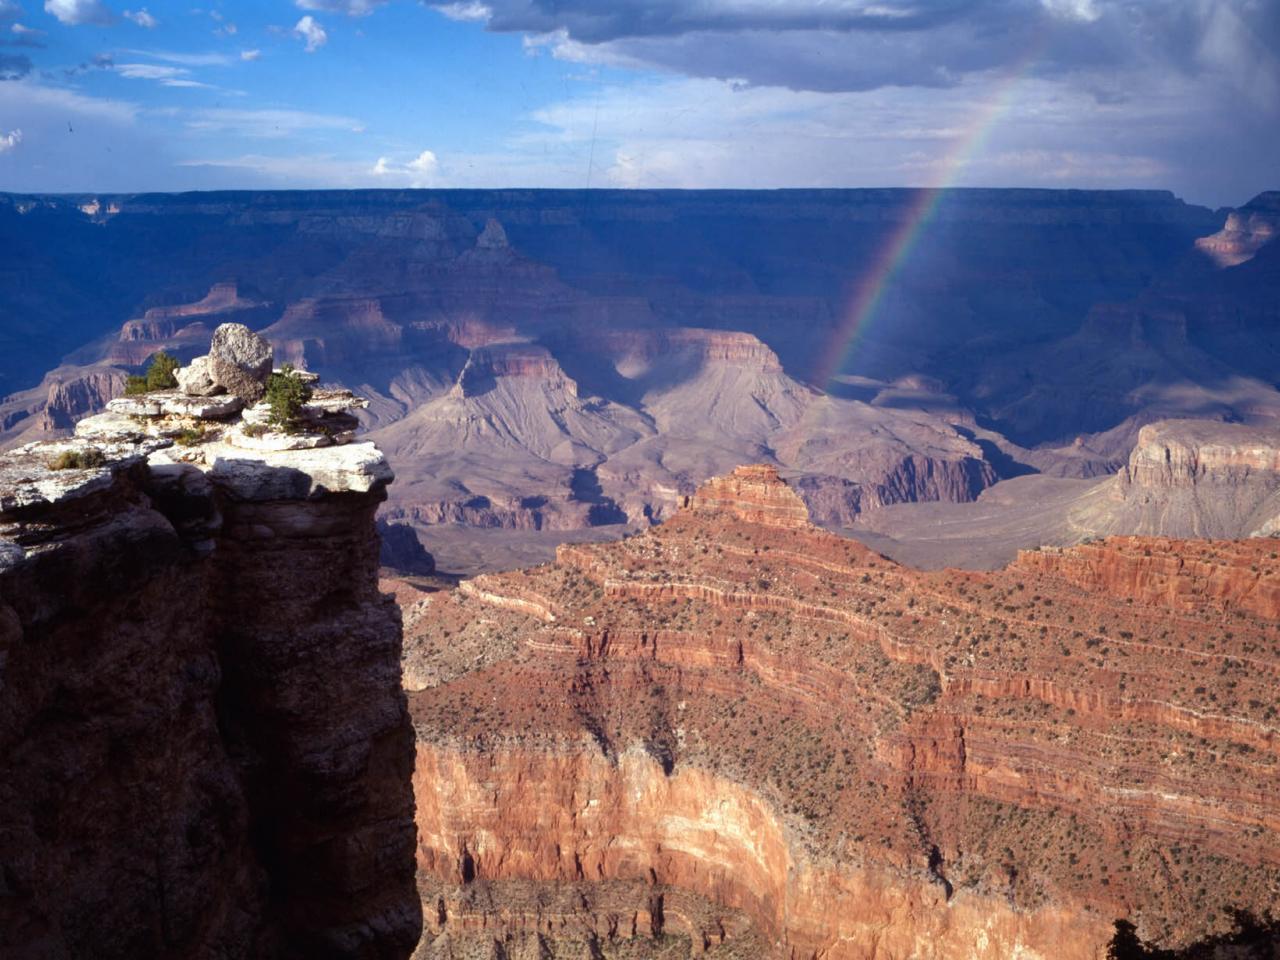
[[812, 51, 1042, 389]]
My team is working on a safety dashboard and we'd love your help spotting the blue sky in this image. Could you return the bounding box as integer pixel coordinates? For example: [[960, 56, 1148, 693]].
[[0, 1, 1277, 204]]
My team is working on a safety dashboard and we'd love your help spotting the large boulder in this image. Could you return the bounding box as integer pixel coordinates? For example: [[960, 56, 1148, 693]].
[[208, 323, 272, 403], [175, 355, 221, 397]]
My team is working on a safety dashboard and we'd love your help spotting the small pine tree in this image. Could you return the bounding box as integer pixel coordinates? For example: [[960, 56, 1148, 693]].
[[145, 351, 179, 390], [124, 352, 179, 395], [265, 363, 313, 431]]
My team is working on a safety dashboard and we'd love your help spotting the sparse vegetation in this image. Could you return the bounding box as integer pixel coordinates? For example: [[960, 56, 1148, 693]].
[[48, 448, 106, 470], [175, 426, 206, 447]]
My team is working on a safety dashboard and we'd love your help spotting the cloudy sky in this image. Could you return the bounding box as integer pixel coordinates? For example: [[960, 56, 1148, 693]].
[[0, 0, 1276, 204]]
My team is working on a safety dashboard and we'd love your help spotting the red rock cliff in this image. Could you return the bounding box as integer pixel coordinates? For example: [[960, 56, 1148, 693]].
[[404, 465, 1280, 958]]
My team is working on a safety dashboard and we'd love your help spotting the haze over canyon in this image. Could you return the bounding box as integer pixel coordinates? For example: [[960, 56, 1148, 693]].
[[4, 187, 1280, 572]]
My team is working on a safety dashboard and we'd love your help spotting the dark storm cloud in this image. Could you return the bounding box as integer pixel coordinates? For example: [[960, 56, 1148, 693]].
[[474, 0, 984, 42], [0, 52, 31, 79], [441, 0, 1280, 95], [427, 0, 1279, 205]]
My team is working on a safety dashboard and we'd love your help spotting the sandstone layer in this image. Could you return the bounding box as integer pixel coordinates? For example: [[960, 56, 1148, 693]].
[[403, 466, 1280, 958]]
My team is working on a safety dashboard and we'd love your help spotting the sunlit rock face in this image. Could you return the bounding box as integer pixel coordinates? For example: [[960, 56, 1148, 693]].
[[1195, 192, 1280, 267], [0, 339, 421, 959], [401, 466, 1280, 958], [1057, 419, 1280, 540]]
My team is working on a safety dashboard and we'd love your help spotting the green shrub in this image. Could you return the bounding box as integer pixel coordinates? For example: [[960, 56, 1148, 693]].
[[49, 448, 107, 470], [145, 351, 179, 390], [242, 422, 268, 438], [265, 363, 313, 431], [123, 352, 179, 395], [175, 426, 206, 447]]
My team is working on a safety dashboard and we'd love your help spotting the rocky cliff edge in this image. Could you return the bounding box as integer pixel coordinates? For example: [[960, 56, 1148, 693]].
[[0, 325, 421, 959]]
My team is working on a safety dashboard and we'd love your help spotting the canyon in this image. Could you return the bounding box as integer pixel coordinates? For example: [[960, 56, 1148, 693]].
[[2, 179, 1279, 957], [3, 188, 1279, 573], [401, 465, 1280, 958]]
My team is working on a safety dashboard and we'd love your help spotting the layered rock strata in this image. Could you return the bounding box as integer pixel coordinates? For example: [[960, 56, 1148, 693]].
[[0, 329, 420, 958], [404, 465, 1280, 958], [1067, 419, 1280, 539]]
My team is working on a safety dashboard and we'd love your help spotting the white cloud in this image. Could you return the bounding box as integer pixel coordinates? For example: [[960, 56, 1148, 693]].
[[115, 62, 181, 79], [123, 49, 232, 66], [438, 69, 1248, 202], [115, 62, 213, 87], [296, 0, 386, 15], [1039, 0, 1100, 23], [371, 149, 439, 185], [0, 128, 22, 153], [43, 0, 112, 26], [12, 22, 43, 35], [185, 107, 362, 138], [240, 48, 260, 61], [432, 2, 490, 22], [122, 7, 156, 27], [178, 152, 385, 187], [0, 81, 167, 193], [293, 14, 327, 52]]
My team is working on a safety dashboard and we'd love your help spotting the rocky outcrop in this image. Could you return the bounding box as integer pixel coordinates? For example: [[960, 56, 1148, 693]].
[[39, 368, 128, 431], [109, 283, 270, 368], [175, 354, 220, 396], [208, 323, 274, 403], [1012, 536, 1280, 620], [455, 343, 568, 397], [0, 332, 421, 958], [403, 466, 1280, 958], [1122, 419, 1280, 487], [413, 746, 1108, 960], [1064, 419, 1280, 539], [1195, 191, 1280, 267], [683, 464, 812, 528], [585, 328, 787, 375]]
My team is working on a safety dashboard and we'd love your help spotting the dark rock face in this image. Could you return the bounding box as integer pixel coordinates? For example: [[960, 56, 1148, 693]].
[[377, 519, 436, 575], [0, 443, 421, 957]]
